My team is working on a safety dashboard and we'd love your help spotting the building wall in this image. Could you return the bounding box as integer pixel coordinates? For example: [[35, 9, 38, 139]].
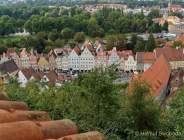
[[168, 24, 184, 35], [55, 56, 62, 70], [170, 61, 184, 70], [61, 56, 69, 71], [118, 57, 125, 71], [124, 56, 137, 71], [156, 84, 169, 101], [95, 56, 108, 68], [20, 56, 30, 68], [108, 51, 119, 65], [38, 57, 50, 72], [80, 48, 95, 71], [17, 71, 28, 87], [68, 50, 80, 71], [49, 55, 56, 70]]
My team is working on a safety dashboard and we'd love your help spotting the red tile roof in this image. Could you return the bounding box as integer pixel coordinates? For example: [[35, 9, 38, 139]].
[[21, 68, 45, 81], [44, 71, 58, 85], [154, 46, 184, 61], [0, 121, 44, 140], [0, 92, 105, 140], [58, 131, 106, 140], [21, 69, 60, 85], [141, 55, 171, 97], [118, 50, 133, 59], [73, 47, 81, 55], [0, 100, 28, 111], [39, 120, 78, 139], [0, 60, 19, 74]]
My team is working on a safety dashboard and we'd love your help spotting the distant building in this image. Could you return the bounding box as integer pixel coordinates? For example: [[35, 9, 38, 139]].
[[68, 47, 81, 71], [136, 52, 156, 72], [19, 48, 30, 68], [0, 60, 19, 84], [108, 47, 120, 66], [48, 50, 56, 70], [18, 68, 62, 87], [53, 48, 71, 72], [154, 46, 184, 70], [96, 3, 127, 10], [83, 3, 127, 13], [29, 50, 38, 70], [169, 4, 182, 13], [6, 48, 20, 67], [37, 56, 50, 72], [168, 23, 184, 35], [80, 42, 96, 71], [0, 53, 10, 64], [118, 50, 133, 71], [124, 55, 137, 72], [95, 48, 108, 68], [166, 16, 184, 35], [18, 68, 41, 87]]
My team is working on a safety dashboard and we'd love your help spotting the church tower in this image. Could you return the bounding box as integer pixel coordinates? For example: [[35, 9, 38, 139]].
[[168, 0, 172, 13]]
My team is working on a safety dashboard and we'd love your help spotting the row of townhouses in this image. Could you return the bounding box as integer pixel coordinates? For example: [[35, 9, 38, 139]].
[[0, 41, 135, 72], [1, 41, 184, 74], [1, 40, 184, 89]]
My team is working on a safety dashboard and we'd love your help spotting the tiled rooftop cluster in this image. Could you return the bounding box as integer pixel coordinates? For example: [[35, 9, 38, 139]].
[[0, 92, 106, 140]]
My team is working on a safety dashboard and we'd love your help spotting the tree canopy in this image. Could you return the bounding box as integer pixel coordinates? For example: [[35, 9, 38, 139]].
[[5, 67, 173, 140]]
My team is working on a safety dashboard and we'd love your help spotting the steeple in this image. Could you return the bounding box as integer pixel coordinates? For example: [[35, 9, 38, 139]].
[[168, 0, 172, 13]]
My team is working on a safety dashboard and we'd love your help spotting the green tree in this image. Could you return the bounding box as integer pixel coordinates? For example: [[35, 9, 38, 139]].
[[74, 32, 85, 43], [161, 86, 184, 140], [172, 41, 183, 48], [127, 80, 161, 132], [162, 22, 168, 32], [68, 39, 77, 48], [148, 9, 161, 19], [6, 67, 128, 139], [87, 18, 103, 37], [134, 37, 146, 52], [146, 33, 156, 51], [130, 33, 138, 50], [61, 27, 74, 39], [48, 31, 59, 41], [0, 47, 7, 54], [54, 39, 65, 48], [36, 32, 48, 40], [105, 34, 126, 51]]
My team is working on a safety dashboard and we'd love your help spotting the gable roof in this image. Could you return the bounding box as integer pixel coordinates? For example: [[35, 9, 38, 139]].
[[82, 40, 96, 55], [21, 69, 34, 79], [53, 48, 72, 56], [38, 57, 49, 66], [21, 69, 44, 80], [96, 49, 107, 57], [44, 71, 58, 85], [0, 60, 18, 74], [19, 48, 28, 58], [154, 46, 184, 61], [141, 55, 171, 97], [118, 50, 133, 59], [73, 47, 81, 55]]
